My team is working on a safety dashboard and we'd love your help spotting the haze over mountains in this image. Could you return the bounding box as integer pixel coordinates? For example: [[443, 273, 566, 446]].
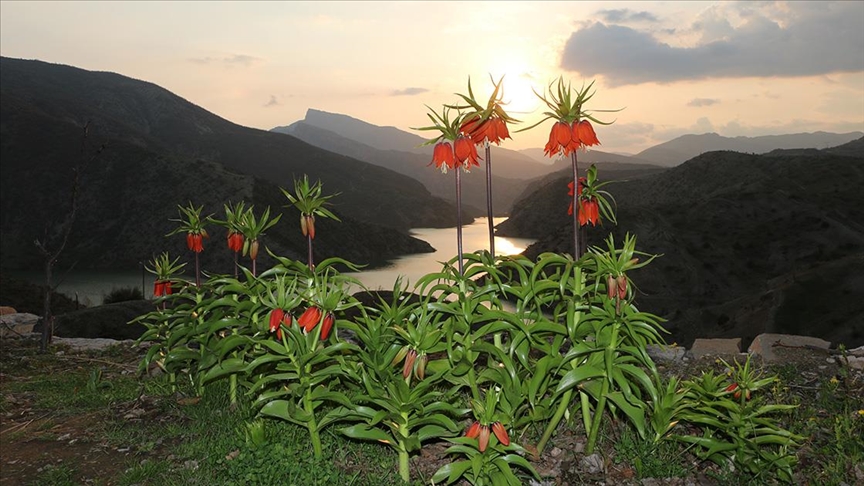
[[272, 110, 670, 214]]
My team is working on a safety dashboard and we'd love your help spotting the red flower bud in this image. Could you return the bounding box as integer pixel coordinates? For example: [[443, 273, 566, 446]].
[[320, 312, 334, 340], [249, 240, 259, 260], [307, 215, 316, 240], [617, 275, 627, 300], [153, 281, 165, 297], [606, 275, 616, 300], [298, 306, 322, 332], [464, 421, 481, 439], [402, 349, 417, 379], [269, 308, 285, 333], [164, 281, 172, 295], [725, 383, 739, 393], [492, 422, 510, 446], [478, 425, 491, 452]]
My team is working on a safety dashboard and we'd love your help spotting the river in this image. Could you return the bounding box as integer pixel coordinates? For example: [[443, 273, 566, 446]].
[[6, 218, 535, 306]]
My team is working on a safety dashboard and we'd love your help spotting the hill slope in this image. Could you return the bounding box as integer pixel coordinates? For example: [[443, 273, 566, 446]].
[[0, 57, 439, 271], [499, 148, 864, 347]]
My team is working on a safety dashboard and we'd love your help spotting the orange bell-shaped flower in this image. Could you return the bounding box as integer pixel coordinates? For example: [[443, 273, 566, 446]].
[[454, 135, 480, 169], [431, 141, 456, 172], [574, 120, 600, 147]]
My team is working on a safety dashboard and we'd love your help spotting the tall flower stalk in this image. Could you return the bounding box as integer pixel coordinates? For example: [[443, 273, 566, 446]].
[[281, 176, 340, 270], [451, 76, 519, 259], [520, 78, 619, 258], [168, 202, 210, 287], [414, 106, 479, 275]]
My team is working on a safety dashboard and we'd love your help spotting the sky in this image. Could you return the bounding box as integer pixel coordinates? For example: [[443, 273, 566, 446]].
[[1, 1, 863, 155]]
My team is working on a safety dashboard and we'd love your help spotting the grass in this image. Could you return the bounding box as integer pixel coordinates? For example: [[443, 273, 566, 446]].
[[2, 339, 863, 485]]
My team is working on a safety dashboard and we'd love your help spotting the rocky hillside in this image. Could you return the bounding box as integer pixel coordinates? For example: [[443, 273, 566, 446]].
[[499, 147, 864, 348]]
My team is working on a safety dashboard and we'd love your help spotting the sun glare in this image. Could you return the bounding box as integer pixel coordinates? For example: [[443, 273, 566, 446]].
[[487, 62, 543, 119]]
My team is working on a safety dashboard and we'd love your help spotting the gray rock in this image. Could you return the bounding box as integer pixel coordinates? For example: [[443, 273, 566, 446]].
[[748, 333, 830, 363], [689, 338, 741, 358], [647, 344, 686, 362], [0, 312, 40, 337]]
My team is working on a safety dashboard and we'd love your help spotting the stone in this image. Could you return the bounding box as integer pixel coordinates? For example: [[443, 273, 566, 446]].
[[748, 333, 831, 363], [689, 338, 741, 358], [0, 306, 17, 315], [53, 337, 135, 352], [647, 344, 686, 362], [0, 312, 40, 338], [845, 356, 864, 371]]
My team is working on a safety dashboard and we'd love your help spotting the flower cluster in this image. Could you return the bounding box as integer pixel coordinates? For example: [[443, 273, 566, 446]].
[[226, 230, 244, 253], [268, 305, 334, 341], [464, 420, 510, 452], [431, 135, 480, 173], [186, 231, 207, 253], [153, 280, 173, 297], [567, 177, 600, 226], [545, 119, 600, 158]]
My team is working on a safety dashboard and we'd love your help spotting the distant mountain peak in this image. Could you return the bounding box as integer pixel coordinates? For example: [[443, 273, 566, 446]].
[[635, 131, 864, 167]]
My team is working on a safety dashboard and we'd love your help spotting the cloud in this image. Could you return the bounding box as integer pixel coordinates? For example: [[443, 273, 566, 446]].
[[264, 95, 280, 108], [188, 54, 262, 67], [595, 9, 658, 24], [390, 87, 429, 96], [562, 2, 864, 85], [687, 98, 720, 107]]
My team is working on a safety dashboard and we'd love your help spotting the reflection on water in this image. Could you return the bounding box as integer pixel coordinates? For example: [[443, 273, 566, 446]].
[[349, 217, 536, 291], [6, 218, 534, 305]]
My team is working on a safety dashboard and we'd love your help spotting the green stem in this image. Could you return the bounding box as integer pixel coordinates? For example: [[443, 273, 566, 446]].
[[398, 442, 410, 483], [169, 371, 176, 393], [229, 374, 237, 405], [537, 388, 572, 455], [398, 413, 411, 482], [304, 386, 322, 458]]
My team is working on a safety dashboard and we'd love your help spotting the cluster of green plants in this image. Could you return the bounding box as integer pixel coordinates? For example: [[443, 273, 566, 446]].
[[132, 186, 805, 484]]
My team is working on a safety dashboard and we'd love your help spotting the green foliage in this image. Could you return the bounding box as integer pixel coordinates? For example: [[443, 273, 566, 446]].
[[675, 356, 804, 483], [129, 183, 809, 485]]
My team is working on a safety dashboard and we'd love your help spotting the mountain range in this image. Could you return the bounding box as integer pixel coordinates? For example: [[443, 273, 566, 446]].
[[272, 110, 667, 214], [633, 131, 864, 167], [498, 139, 864, 348], [0, 57, 456, 271]]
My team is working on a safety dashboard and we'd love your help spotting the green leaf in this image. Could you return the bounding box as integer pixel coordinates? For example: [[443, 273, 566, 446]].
[[201, 357, 246, 384], [555, 365, 605, 395], [341, 424, 394, 444]]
